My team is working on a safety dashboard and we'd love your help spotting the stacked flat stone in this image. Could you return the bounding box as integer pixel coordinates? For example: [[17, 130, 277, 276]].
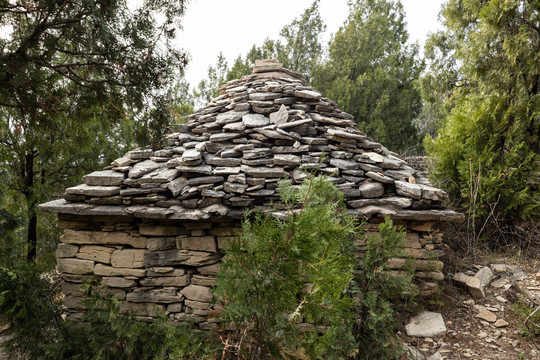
[[43, 60, 461, 223], [40, 60, 464, 325]]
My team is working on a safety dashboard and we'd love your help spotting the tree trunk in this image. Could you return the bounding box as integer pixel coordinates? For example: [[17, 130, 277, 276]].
[[23, 152, 37, 262]]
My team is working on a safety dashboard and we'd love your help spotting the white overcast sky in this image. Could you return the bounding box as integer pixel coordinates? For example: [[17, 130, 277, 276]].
[[176, 0, 447, 87]]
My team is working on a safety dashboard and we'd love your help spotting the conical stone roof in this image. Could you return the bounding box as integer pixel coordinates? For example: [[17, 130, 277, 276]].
[[40, 60, 463, 223]]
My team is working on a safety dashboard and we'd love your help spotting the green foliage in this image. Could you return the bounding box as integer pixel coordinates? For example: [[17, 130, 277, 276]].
[[169, 77, 195, 124], [273, 0, 326, 82], [0, 263, 64, 358], [216, 175, 358, 359], [312, 0, 423, 153], [0, 204, 24, 266], [0, 0, 189, 261], [0, 267, 217, 359], [63, 281, 217, 360], [512, 299, 540, 340], [352, 217, 418, 360], [193, 52, 229, 109], [424, 0, 540, 222]]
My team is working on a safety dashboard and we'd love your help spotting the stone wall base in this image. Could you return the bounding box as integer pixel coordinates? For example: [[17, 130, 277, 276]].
[[57, 214, 446, 327]]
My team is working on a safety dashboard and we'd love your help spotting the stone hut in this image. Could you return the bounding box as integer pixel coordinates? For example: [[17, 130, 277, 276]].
[[39, 60, 463, 328]]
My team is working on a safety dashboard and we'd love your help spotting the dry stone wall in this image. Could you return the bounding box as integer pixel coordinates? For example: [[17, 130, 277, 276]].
[[57, 213, 239, 329], [57, 213, 446, 328]]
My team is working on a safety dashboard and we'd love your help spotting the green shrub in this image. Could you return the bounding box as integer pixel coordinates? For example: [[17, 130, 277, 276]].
[[63, 280, 217, 360], [215, 175, 358, 359], [352, 218, 418, 360], [512, 298, 540, 340], [215, 176, 419, 359], [0, 263, 63, 358]]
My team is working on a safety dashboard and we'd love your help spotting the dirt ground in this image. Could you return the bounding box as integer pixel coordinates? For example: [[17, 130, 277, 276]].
[[401, 250, 540, 360]]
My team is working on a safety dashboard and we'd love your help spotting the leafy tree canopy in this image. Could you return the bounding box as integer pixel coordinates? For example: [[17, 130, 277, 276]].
[[0, 0, 189, 261], [312, 0, 424, 153], [424, 0, 540, 221]]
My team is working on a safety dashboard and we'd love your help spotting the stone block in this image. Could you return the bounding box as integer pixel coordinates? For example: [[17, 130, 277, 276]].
[[60, 229, 146, 248], [453, 273, 485, 299], [120, 302, 165, 317], [395, 181, 422, 199], [139, 224, 187, 236], [63, 295, 85, 309], [167, 303, 184, 313], [94, 264, 146, 277], [147, 267, 186, 277], [126, 288, 183, 304], [174, 313, 206, 323], [404, 248, 439, 260], [102, 277, 137, 288], [76, 245, 115, 263], [358, 182, 384, 198], [57, 258, 95, 275], [199, 322, 219, 330], [82, 170, 125, 186], [475, 307, 497, 323], [415, 271, 444, 281], [146, 237, 177, 251], [474, 266, 494, 287], [191, 275, 217, 287], [145, 250, 220, 267], [197, 263, 221, 276], [404, 233, 422, 249], [128, 159, 163, 178], [217, 236, 234, 250], [180, 285, 213, 303], [111, 249, 146, 268], [178, 235, 217, 252], [61, 281, 85, 296], [191, 229, 206, 237], [139, 275, 190, 287], [386, 258, 444, 272], [64, 184, 120, 197], [405, 311, 446, 337], [56, 243, 79, 258]]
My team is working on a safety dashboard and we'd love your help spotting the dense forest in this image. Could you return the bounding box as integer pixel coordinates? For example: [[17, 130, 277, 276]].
[[0, 0, 538, 359]]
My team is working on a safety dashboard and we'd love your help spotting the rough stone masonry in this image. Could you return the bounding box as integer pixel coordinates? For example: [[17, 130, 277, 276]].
[[40, 59, 463, 329]]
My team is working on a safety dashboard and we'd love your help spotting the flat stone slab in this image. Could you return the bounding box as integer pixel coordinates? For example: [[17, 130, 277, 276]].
[[242, 113, 270, 127], [294, 89, 321, 99], [82, 170, 125, 186], [348, 196, 412, 209], [474, 266, 494, 286], [269, 104, 289, 124], [453, 273, 485, 299], [358, 182, 384, 198], [475, 307, 497, 323], [395, 181, 423, 199], [326, 128, 366, 140], [65, 184, 121, 197], [129, 160, 163, 178], [405, 311, 447, 337]]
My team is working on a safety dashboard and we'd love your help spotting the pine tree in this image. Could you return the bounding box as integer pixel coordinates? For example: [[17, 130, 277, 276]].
[[215, 176, 358, 359], [0, 0, 189, 261], [312, 0, 424, 153], [424, 0, 540, 221]]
